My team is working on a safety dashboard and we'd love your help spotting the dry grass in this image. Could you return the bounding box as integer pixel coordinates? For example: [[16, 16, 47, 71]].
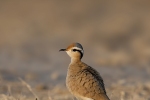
[[0, 78, 150, 100], [18, 77, 39, 100]]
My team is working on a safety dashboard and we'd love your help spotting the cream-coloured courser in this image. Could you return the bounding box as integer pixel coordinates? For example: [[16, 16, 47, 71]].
[[60, 43, 110, 100]]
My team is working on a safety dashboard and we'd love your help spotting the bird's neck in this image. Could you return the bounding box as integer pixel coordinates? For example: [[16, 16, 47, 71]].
[[71, 57, 81, 64], [68, 58, 83, 75]]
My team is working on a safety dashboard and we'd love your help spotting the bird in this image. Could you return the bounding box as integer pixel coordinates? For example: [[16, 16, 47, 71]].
[[59, 43, 110, 100]]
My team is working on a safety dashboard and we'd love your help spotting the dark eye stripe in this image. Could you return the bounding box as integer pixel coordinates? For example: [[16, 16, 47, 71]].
[[72, 49, 77, 52]]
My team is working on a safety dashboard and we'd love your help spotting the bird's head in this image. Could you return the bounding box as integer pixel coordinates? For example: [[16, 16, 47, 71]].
[[59, 43, 84, 59]]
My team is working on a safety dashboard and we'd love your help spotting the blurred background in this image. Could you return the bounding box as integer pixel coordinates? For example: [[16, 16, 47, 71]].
[[0, 1, 150, 100]]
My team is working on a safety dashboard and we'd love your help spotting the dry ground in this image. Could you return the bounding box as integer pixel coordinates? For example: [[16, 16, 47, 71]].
[[0, 66, 150, 100]]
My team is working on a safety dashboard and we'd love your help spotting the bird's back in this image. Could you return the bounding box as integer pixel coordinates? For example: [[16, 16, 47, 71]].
[[66, 61, 110, 100]]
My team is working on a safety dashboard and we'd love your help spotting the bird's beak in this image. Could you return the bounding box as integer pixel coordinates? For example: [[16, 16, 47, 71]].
[[59, 49, 66, 51]]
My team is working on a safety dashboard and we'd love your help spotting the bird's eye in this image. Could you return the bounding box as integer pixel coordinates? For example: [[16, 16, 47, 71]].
[[72, 49, 77, 52]]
